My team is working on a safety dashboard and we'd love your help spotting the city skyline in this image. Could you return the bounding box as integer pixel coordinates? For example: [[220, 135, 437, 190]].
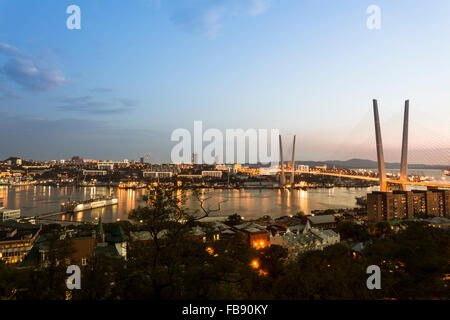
[[0, 1, 449, 164]]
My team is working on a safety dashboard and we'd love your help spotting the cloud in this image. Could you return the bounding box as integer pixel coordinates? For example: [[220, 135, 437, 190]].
[[3, 58, 64, 92], [0, 112, 163, 161], [171, 6, 224, 36], [0, 42, 24, 57], [58, 95, 138, 115], [248, 0, 271, 16], [169, 0, 271, 37], [0, 42, 65, 92]]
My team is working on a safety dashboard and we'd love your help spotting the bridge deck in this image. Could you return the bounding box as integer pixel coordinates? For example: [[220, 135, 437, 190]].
[[304, 171, 450, 188]]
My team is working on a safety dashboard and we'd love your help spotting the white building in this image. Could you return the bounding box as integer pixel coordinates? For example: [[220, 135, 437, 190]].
[[201, 171, 223, 178], [98, 162, 115, 170], [0, 207, 21, 222], [215, 164, 229, 171], [143, 171, 173, 179], [298, 165, 309, 172], [82, 169, 107, 176], [271, 221, 340, 258], [6, 158, 22, 166], [97, 161, 130, 170]]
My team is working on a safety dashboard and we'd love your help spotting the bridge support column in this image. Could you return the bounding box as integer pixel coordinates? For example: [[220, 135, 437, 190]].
[[290, 135, 296, 186], [373, 99, 387, 192], [400, 100, 409, 191], [279, 135, 285, 186]]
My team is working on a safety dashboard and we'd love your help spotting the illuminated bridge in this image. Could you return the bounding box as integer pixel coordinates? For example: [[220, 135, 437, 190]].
[[280, 99, 449, 190], [304, 170, 450, 189]]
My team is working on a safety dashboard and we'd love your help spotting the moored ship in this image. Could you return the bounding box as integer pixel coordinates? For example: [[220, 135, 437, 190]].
[[444, 169, 450, 176], [61, 195, 118, 213]]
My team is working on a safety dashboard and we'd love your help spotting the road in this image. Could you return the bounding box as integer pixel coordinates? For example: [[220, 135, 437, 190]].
[[305, 171, 450, 188]]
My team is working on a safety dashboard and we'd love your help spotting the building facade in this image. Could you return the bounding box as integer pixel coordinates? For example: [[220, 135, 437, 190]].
[[0, 222, 41, 264], [0, 207, 21, 222], [367, 188, 450, 223]]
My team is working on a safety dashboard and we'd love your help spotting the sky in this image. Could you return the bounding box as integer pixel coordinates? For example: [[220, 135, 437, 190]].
[[0, 0, 449, 164]]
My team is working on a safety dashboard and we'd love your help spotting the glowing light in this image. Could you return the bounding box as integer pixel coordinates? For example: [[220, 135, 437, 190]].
[[251, 259, 259, 269]]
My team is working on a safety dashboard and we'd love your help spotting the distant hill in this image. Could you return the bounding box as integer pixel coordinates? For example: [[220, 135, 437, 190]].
[[295, 158, 447, 170]]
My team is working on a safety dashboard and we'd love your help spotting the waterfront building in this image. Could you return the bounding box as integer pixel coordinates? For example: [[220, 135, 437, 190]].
[[97, 160, 130, 170], [6, 157, 22, 166], [201, 171, 223, 178], [0, 207, 21, 222], [82, 169, 108, 176], [98, 162, 115, 170], [232, 164, 242, 174], [367, 188, 450, 223], [143, 171, 173, 179], [215, 164, 228, 171], [177, 174, 202, 179]]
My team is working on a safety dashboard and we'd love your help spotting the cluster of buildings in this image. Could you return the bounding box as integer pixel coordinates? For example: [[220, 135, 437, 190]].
[[367, 188, 450, 223], [189, 214, 340, 258], [1, 218, 128, 268], [271, 221, 340, 259], [124, 214, 340, 261], [0, 221, 41, 264]]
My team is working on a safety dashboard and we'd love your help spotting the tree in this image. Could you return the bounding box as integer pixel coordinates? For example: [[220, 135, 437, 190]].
[[124, 185, 234, 299], [259, 245, 288, 279], [336, 221, 369, 242], [273, 244, 374, 300], [364, 222, 450, 299], [375, 221, 392, 238]]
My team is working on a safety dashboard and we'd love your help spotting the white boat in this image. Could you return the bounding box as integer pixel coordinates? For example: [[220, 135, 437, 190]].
[[61, 195, 118, 213]]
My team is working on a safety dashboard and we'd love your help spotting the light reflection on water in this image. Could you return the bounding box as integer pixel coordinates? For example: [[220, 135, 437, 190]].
[[0, 169, 447, 223], [0, 185, 377, 223]]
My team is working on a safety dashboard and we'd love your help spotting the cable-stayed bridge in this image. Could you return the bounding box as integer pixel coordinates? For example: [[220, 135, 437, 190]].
[[279, 99, 449, 189]]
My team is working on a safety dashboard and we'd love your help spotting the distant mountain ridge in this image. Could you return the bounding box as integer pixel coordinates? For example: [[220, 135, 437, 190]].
[[295, 158, 447, 170]]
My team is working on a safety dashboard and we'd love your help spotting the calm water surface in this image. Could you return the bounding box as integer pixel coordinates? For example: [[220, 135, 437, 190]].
[[0, 169, 448, 223]]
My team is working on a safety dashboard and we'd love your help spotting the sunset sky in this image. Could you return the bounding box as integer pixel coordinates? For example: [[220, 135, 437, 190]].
[[0, 0, 449, 164]]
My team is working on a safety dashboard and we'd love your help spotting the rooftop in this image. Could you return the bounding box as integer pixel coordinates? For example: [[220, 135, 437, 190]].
[[307, 215, 336, 225]]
